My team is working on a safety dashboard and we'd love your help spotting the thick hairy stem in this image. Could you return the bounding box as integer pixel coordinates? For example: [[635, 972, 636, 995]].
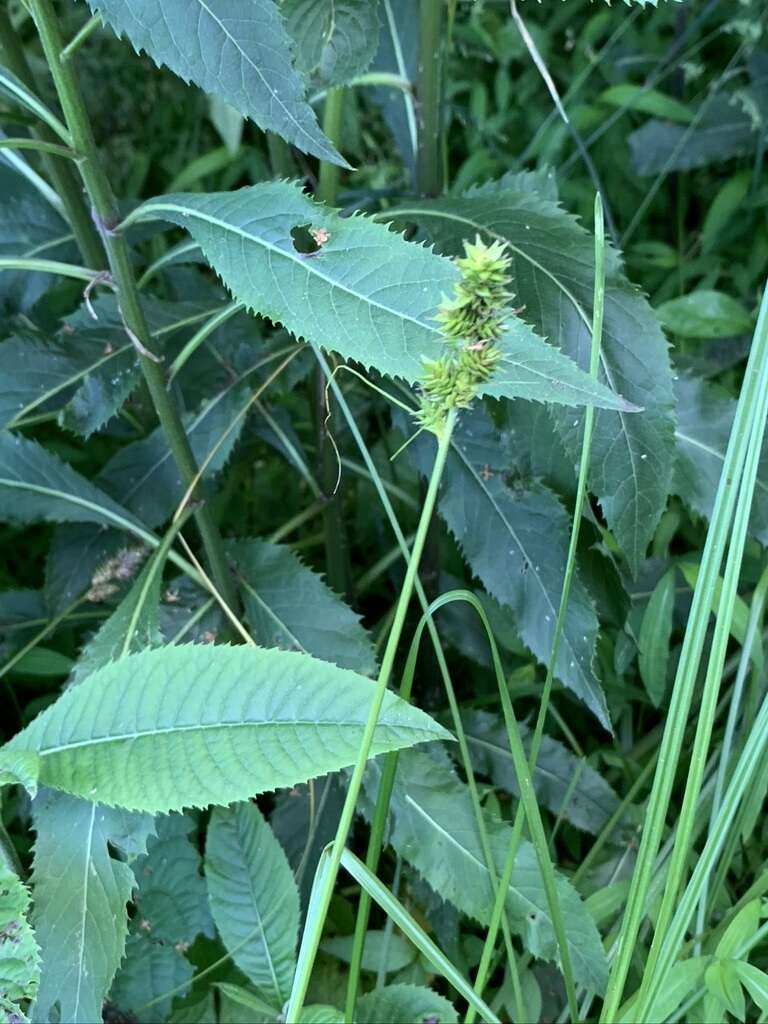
[[27, 0, 239, 618]]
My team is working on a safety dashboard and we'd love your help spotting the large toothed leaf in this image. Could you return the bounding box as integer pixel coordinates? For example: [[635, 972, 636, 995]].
[[83, 0, 345, 165], [230, 538, 376, 674], [97, 384, 249, 528], [205, 802, 299, 1005], [463, 711, 621, 834], [284, 0, 380, 87], [363, 748, 608, 994], [0, 431, 144, 533], [125, 182, 633, 411], [0, 865, 39, 1024], [29, 790, 143, 1024], [392, 187, 676, 573], [409, 410, 608, 728], [673, 374, 768, 544], [6, 644, 449, 814]]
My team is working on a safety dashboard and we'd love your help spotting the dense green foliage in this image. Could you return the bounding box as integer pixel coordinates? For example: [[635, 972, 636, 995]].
[[0, 1, 767, 1022]]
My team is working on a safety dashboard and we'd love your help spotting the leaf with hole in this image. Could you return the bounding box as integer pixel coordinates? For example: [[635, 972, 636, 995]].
[[125, 182, 637, 412]]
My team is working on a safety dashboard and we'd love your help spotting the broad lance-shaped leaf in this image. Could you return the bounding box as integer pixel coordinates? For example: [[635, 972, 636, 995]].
[[83, 0, 345, 166], [408, 409, 608, 728], [29, 790, 152, 1024], [125, 182, 634, 412], [205, 802, 299, 1006], [284, 0, 380, 88], [362, 748, 608, 994], [132, 814, 213, 946], [355, 985, 457, 1024], [0, 431, 144, 533], [391, 187, 676, 573], [6, 644, 449, 813], [0, 865, 40, 1023], [230, 538, 376, 675], [97, 384, 249, 528], [673, 374, 768, 545], [462, 711, 621, 834]]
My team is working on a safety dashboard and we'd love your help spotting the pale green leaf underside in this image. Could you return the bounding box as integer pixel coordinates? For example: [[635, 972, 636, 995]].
[[0, 431, 144, 533], [206, 802, 299, 1006], [0, 749, 39, 799], [125, 182, 634, 411], [7, 644, 449, 813], [284, 0, 380, 88], [0, 865, 39, 1022], [83, 0, 345, 165], [30, 790, 136, 1024]]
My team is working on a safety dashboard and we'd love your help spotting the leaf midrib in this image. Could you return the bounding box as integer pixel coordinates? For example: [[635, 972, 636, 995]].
[[34, 717, 431, 757]]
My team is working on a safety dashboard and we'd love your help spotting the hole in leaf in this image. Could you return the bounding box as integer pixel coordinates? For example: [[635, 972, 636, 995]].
[[290, 224, 321, 254]]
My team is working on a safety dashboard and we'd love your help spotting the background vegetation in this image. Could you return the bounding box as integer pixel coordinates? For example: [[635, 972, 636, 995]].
[[1, 1, 768, 1022]]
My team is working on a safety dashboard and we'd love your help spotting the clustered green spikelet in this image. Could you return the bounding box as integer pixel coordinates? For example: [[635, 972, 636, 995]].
[[417, 236, 513, 435]]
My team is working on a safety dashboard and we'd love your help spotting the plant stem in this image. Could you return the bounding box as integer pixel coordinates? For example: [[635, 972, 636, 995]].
[[468, 195, 607, 1023], [285, 410, 458, 1022], [27, 0, 239, 619], [315, 87, 353, 598], [0, 5, 103, 269], [415, 0, 444, 196]]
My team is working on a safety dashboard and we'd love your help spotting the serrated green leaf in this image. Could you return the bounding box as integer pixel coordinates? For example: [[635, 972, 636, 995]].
[[125, 182, 634, 411], [97, 385, 249, 528], [638, 568, 676, 707], [656, 291, 754, 339], [0, 865, 39, 1024], [29, 790, 139, 1024], [391, 186, 676, 573], [230, 538, 376, 674], [206, 802, 298, 1005], [167, 990, 216, 1024], [0, 431, 143, 533], [109, 931, 193, 1024], [673, 375, 768, 545], [6, 644, 449, 813], [214, 982, 281, 1023], [355, 984, 458, 1024], [321, 929, 416, 975], [463, 711, 620, 833], [44, 524, 128, 612], [285, 0, 380, 87], [409, 410, 608, 727], [83, 0, 345, 165], [363, 748, 608, 993], [0, 750, 39, 799], [133, 814, 213, 946]]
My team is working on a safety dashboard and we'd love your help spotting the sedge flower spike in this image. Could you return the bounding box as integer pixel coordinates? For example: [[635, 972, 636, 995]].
[[417, 236, 513, 435]]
